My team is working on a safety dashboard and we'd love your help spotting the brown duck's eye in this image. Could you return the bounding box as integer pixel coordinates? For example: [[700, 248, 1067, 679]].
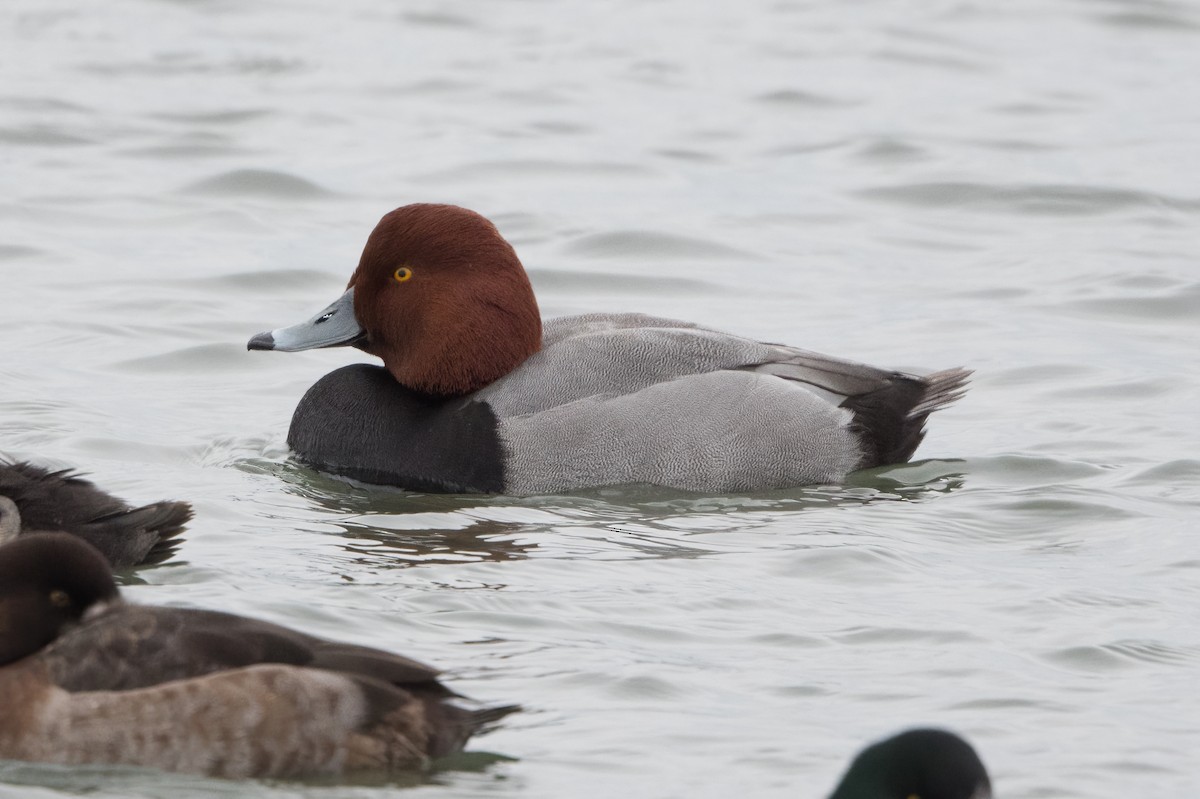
[[48, 589, 71, 608], [393, 267, 413, 283]]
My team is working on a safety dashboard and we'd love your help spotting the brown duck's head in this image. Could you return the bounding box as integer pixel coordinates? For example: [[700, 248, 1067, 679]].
[[249, 203, 543, 397], [0, 533, 119, 666]]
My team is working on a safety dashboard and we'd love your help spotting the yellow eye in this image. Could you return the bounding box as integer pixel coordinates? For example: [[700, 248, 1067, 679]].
[[393, 267, 413, 283], [49, 589, 71, 608]]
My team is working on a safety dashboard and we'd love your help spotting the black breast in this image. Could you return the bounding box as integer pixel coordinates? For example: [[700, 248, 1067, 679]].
[[287, 364, 505, 493]]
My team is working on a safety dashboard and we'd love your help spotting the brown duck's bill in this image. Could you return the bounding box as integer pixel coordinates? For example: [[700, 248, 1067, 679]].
[[247, 287, 366, 352]]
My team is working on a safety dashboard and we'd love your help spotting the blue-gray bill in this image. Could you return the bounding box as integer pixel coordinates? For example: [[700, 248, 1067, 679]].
[[248, 287, 365, 351]]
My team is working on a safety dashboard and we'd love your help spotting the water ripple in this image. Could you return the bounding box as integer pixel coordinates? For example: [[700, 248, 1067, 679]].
[[151, 109, 274, 125], [752, 89, 851, 108], [418, 159, 654, 183], [83, 55, 305, 77], [851, 138, 929, 164], [0, 244, 44, 260], [530, 268, 720, 296], [1045, 640, 1199, 672], [834, 626, 980, 646], [1057, 282, 1200, 323], [1096, 10, 1200, 32], [562, 230, 761, 261], [857, 182, 1200, 216], [0, 125, 93, 146], [872, 48, 989, 73], [400, 11, 477, 29], [180, 169, 333, 199]]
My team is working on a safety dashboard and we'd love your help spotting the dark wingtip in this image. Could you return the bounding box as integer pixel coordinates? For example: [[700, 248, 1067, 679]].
[[247, 331, 275, 351]]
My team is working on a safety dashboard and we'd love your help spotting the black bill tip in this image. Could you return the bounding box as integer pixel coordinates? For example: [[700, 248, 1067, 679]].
[[247, 331, 276, 351]]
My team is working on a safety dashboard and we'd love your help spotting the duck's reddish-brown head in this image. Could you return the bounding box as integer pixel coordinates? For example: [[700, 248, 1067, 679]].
[[249, 204, 543, 396], [350, 204, 542, 394]]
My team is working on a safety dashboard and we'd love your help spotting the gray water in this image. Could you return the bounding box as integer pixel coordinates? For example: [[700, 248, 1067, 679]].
[[2, 0, 1199, 796]]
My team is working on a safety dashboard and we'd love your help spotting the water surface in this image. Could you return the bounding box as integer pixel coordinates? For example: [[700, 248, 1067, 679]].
[[2, 0, 1199, 796]]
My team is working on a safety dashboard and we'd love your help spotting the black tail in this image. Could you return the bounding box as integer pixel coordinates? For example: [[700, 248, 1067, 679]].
[[427, 702, 522, 759], [469, 703, 522, 732], [0, 460, 193, 568], [841, 367, 972, 468], [109, 501, 194, 565]]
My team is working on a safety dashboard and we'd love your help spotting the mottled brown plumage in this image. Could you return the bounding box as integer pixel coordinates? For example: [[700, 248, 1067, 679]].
[[0, 534, 517, 779], [0, 460, 192, 567]]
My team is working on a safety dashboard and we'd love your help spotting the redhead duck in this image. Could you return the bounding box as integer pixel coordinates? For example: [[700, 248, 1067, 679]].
[[830, 728, 991, 798], [0, 533, 517, 779], [0, 460, 191, 567], [249, 204, 970, 494]]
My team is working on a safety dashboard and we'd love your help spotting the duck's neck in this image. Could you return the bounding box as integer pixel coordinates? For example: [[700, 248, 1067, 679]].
[[379, 296, 542, 397]]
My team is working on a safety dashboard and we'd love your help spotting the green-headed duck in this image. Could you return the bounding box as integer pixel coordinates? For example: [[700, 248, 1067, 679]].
[[830, 728, 991, 799]]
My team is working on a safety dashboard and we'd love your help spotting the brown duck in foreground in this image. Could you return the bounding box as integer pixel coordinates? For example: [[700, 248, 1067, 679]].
[[0, 460, 192, 568], [0, 534, 517, 779]]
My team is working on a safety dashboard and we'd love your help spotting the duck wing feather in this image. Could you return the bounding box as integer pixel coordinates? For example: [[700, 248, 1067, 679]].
[[40, 603, 448, 696]]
